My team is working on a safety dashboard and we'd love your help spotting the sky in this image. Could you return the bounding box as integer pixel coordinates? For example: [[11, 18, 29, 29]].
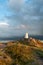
[[0, 0, 43, 37]]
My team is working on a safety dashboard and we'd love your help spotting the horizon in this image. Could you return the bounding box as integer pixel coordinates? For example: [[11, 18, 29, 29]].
[[0, 35, 43, 41]]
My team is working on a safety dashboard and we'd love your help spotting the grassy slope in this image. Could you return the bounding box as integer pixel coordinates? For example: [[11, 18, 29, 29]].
[[0, 50, 12, 65], [4, 42, 43, 65], [0, 39, 43, 65]]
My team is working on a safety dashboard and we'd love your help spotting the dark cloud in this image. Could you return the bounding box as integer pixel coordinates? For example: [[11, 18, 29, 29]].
[[5, 0, 43, 35]]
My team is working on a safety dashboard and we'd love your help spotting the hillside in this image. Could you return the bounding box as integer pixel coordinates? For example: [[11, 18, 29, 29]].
[[0, 38, 43, 65]]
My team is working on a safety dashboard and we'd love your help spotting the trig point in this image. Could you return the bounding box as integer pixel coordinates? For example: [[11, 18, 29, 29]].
[[25, 32, 29, 39]]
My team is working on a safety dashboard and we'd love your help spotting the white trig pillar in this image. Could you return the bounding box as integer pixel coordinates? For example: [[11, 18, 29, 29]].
[[25, 33, 29, 39]]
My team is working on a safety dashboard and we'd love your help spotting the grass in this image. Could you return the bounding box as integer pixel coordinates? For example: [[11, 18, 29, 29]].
[[4, 43, 41, 65], [0, 39, 43, 65], [34, 49, 43, 59]]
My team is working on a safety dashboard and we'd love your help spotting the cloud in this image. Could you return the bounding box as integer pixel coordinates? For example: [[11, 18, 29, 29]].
[[0, 22, 9, 26], [9, 0, 24, 6], [6, 0, 43, 35], [0, 19, 9, 28], [8, 0, 24, 12], [7, 0, 43, 22], [13, 24, 31, 30]]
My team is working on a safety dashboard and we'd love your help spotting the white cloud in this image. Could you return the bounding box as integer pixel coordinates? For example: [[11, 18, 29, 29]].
[[0, 22, 9, 26], [0, 18, 9, 28]]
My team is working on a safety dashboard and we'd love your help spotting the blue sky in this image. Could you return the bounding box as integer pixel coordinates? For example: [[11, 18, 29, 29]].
[[0, 0, 43, 37]]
